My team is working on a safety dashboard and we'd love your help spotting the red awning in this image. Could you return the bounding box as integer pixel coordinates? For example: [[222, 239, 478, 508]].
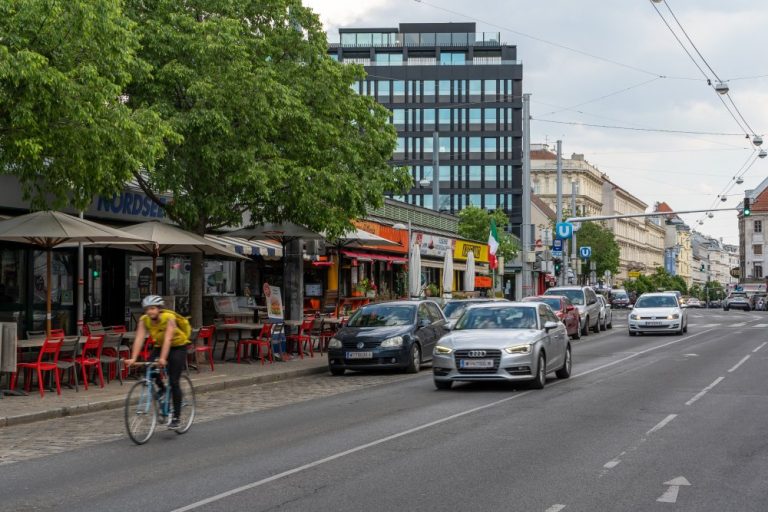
[[311, 261, 334, 267], [341, 250, 407, 264]]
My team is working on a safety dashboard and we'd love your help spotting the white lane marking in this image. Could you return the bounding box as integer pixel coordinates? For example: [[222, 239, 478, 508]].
[[685, 376, 725, 406], [732, 322, 746, 327], [545, 506, 566, 512], [171, 330, 714, 512], [754, 342, 767, 353], [657, 476, 691, 503], [753, 324, 768, 328], [728, 355, 751, 373], [603, 460, 621, 469], [699, 323, 721, 328], [646, 414, 677, 435]]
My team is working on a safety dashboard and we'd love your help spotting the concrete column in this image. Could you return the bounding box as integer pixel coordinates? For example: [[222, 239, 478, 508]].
[[284, 239, 304, 321]]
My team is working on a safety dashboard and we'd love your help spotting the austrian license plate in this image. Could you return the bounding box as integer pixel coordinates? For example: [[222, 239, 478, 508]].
[[460, 359, 494, 369], [346, 352, 373, 360], [644, 321, 663, 326]]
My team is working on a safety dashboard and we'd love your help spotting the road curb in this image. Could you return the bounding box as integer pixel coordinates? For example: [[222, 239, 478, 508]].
[[0, 365, 328, 429]]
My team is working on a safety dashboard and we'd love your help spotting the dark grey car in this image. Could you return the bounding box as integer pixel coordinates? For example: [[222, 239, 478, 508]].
[[327, 301, 448, 375]]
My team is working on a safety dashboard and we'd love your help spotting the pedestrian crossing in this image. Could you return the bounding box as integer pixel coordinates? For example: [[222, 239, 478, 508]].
[[697, 323, 768, 328]]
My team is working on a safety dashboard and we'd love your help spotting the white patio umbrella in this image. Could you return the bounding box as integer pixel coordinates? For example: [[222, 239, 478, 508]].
[[409, 241, 422, 298], [464, 250, 476, 292], [98, 221, 246, 293], [0, 211, 149, 334], [442, 248, 454, 298]]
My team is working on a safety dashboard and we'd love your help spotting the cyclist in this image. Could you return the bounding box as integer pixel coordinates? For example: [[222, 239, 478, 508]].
[[125, 295, 190, 429]]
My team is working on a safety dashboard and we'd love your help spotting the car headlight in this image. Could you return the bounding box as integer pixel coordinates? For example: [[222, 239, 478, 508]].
[[380, 336, 404, 348], [504, 344, 532, 355], [667, 313, 680, 320], [630, 313, 639, 320], [435, 345, 453, 355], [328, 337, 342, 349]]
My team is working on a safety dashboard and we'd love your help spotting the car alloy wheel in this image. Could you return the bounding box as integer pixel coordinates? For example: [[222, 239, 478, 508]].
[[531, 353, 546, 389], [556, 346, 571, 379], [405, 344, 421, 374]]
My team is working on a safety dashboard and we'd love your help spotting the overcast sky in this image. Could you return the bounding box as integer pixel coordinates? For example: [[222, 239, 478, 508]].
[[305, 0, 768, 244]]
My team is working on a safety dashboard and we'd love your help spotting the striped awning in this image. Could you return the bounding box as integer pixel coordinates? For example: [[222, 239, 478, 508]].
[[206, 235, 282, 259]]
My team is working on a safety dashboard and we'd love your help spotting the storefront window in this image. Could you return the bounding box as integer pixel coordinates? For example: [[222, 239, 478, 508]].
[[128, 255, 160, 304], [33, 251, 74, 306], [0, 249, 23, 304], [168, 256, 191, 296], [205, 260, 236, 295]]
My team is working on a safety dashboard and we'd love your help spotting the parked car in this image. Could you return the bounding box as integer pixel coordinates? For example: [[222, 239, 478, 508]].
[[432, 302, 571, 390], [610, 289, 631, 309], [686, 297, 702, 308], [442, 298, 508, 330], [327, 301, 448, 375], [544, 286, 601, 336], [596, 295, 613, 330], [708, 300, 722, 309], [723, 292, 752, 311], [523, 295, 581, 339], [628, 292, 688, 336]]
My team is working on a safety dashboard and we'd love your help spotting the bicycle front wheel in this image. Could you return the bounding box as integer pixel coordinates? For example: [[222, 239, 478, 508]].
[[175, 374, 196, 435], [124, 380, 158, 445]]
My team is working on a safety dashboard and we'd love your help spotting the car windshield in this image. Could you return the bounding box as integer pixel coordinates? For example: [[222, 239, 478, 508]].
[[532, 297, 562, 310], [613, 292, 628, 299], [545, 289, 584, 305], [443, 301, 480, 319], [634, 296, 678, 308], [455, 306, 538, 330], [347, 305, 415, 327], [730, 293, 746, 299]]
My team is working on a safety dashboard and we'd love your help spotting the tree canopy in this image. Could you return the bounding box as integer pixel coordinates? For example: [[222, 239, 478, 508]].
[[124, 0, 410, 235], [573, 222, 620, 279], [624, 268, 688, 296], [457, 206, 519, 260], [0, 0, 170, 210]]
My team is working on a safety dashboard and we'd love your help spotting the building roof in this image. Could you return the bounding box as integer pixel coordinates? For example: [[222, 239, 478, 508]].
[[750, 186, 768, 213], [531, 148, 557, 160], [531, 194, 556, 220]]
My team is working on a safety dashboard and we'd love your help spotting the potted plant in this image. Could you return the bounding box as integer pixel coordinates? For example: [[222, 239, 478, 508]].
[[366, 281, 378, 299], [425, 283, 440, 297]]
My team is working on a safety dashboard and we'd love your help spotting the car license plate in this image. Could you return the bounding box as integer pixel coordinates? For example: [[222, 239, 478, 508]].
[[346, 352, 373, 360], [460, 359, 494, 369], [644, 321, 663, 326]]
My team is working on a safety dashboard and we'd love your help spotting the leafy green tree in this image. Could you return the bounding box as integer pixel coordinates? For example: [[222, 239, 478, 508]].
[[125, 0, 410, 323], [457, 206, 519, 260], [573, 222, 620, 280], [0, 0, 170, 210]]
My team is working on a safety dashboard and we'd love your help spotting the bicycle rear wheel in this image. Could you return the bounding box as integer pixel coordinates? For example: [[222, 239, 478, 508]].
[[125, 380, 158, 445], [175, 374, 196, 435]]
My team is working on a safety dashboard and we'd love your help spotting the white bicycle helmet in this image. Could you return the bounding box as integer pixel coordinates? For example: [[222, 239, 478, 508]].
[[141, 295, 164, 309]]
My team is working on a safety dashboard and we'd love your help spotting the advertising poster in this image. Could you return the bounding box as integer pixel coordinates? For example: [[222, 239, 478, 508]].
[[264, 282, 284, 320]]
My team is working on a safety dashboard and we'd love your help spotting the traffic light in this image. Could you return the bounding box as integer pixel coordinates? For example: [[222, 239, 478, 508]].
[[553, 258, 562, 276], [744, 198, 752, 217]]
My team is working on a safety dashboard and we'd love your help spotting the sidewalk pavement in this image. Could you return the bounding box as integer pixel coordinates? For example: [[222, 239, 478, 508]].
[[0, 355, 329, 428]]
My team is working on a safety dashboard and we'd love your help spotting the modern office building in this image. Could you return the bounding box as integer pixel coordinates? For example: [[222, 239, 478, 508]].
[[329, 22, 524, 234]]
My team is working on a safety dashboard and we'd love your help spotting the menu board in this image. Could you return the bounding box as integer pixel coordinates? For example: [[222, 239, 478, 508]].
[[264, 283, 284, 320], [305, 283, 323, 297]]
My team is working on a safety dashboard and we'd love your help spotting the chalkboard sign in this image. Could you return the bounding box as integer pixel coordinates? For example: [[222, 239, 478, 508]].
[[305, 283, 323, 297]]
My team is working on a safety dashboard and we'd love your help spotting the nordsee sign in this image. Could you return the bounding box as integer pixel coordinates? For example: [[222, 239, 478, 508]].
[[95, 192, 167, 219]]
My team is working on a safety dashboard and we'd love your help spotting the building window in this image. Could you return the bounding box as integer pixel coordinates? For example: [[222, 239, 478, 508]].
[[755, 264, 764, 279], [468, 194, 481, 206], [483, 137, 497, 153], [341, 33, 356, 46], [755, 220, 763, 233], [423, 194, 433, 209], [423, 80, 436, 96], [469, 108, 481, 125], [469, 80, 482, 96], [438, 137, 451, 153], [484, 108, 497, 128], [374, 52, 402, 65], [393, 80, 405, 96], [469, 165, 482, 181], [378, 80, 390, 99], [439, 194, 451, 211], [392, 109, 405, 126], [422, 166, 433, 181], [436, 32, 451, 46], [439, 165, 451, 181], [754, 244, 763, 255], [395, 137, 406, 154], [469, 137, 482, 154], [438, 108, 451, 128], [485, 194, 498, 210], [484, 165, 499, 184], [0, 249, 24, 305], [423, 108, 435, 126], [454, 80, 466, 97], [484, 79, 497, 96], [438, 80, 451, 98], [439, 52, 466, 65]]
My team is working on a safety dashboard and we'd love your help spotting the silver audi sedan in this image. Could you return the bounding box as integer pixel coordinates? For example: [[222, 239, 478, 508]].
[[432, 302, 572, 390]]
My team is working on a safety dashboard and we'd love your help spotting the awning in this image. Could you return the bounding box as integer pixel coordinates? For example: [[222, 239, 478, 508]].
[[206, 235, 282, 259], [341, 249, 407, 264]]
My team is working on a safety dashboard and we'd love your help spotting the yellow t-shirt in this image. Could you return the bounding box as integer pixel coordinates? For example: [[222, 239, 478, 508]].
[[142, 311, 190, 348]]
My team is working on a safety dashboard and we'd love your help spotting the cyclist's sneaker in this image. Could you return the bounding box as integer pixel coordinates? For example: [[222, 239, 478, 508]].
[[168, 418, 180, 430]]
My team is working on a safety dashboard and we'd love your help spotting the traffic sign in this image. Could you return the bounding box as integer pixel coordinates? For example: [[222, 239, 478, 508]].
[[628, 271, 641, 278], [556, 222, 574, 239], [579, 246, 592, 259], [552, 239, 563, 257]]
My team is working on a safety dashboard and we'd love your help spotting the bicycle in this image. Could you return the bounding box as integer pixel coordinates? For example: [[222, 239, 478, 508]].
[[124, 362, 196, 445]]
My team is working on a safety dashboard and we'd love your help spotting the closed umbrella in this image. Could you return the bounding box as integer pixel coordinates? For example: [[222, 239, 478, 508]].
[[409, 241, 422, 298], [464, 250, 476, 292], [99, 221, 245, 293], [0, 211, 148, 334], [442, 248, 453, 298]]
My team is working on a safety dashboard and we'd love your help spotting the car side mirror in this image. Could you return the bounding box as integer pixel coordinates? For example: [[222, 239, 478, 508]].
[[544, 321, 559, 332], [418, 319, 431, 329]]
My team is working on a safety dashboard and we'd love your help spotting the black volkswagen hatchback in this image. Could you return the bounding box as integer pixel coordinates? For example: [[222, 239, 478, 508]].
[[327, 300, 448, 375]]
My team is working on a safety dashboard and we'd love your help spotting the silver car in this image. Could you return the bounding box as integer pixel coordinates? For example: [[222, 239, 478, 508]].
[[597, 295, 613, 331], [628, 292, 688, 336], [544, 286, 601, 336], [432, 302, 571, 390]]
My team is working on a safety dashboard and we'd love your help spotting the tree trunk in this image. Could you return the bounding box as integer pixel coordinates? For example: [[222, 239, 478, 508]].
[[189, 252, 204, 328]]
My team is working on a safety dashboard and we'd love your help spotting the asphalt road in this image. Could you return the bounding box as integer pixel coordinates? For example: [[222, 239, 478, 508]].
[[1, 309, 766, 512]]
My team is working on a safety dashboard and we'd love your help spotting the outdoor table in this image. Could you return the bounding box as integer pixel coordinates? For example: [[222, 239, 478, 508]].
[[17, 336, 88, 349], [214, 322, 264, 360]]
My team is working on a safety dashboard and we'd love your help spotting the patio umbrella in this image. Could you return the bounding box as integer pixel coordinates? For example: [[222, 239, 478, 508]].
[[0, 211, 149, 334], [442, 248, 454, 298], [98, 221, 246, 293], [464, 249, 476, 292], [409, 241, 422, 298]]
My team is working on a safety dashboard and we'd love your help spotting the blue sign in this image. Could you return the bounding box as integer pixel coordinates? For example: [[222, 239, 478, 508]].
[[580, 246, 592, 259], [95, 192, 167, 219], [552, 239, 563, 257], [556, 222, 574, 240]]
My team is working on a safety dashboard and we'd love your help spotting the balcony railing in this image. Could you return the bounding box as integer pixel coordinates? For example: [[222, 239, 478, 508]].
[[338, 59, 520, 67], [330, 31, 504, 48]]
